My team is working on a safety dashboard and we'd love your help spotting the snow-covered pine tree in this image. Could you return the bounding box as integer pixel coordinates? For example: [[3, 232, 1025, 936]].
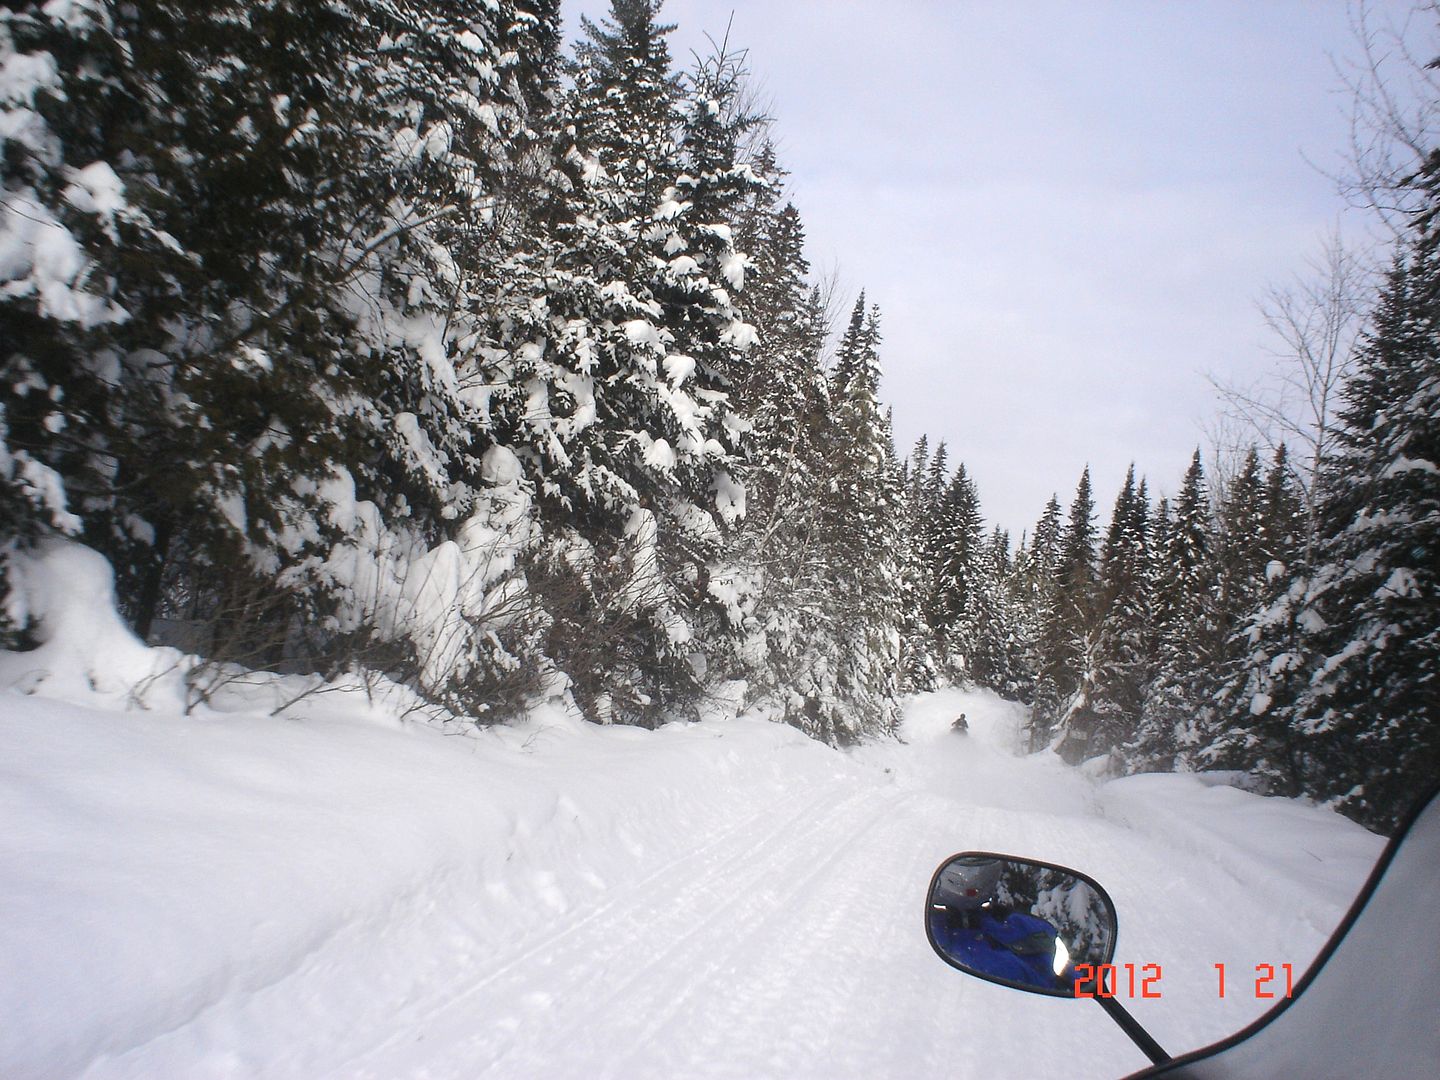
[[1090, 467, 1156, 761], [724, 145, 850, 722], [2, 1, 561, 713], [1276, 236, 1440, 830], [1, 2, 166, 641], [811, 296, 903, 741], [1006, 495, 1061, 734], [311, 0, 563, 712], [903, 436, 930, 499], [1260, 444, 1306, 575], [1002, 503, 1059, 710], [615, 32, 765, 714], [492, 0, 752, 726], [1034, 468, 1098, 756], [729, 145, 817, 419], [1201, 445, 1311, 791], [937, 461, 985, 671], [1131, 450, 1217, 770], [1192, 450, 1271, 744], [917, 440, 953, 634], [964, 527, 1025, 697], [897, 436, 943, 691], [1213, 448, 1271, 625], [568, 0, 681, 202], [1030, 494, 1064, 581], [174, 0, 554, 712]]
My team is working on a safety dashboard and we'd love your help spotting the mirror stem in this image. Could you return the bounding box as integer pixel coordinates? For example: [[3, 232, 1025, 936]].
[[1095, 995, 1170, 1065]]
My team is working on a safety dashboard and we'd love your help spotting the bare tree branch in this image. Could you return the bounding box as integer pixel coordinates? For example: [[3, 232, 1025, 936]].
[[1337, 0, 1440, 229], [1209, 229, 1374, 558]]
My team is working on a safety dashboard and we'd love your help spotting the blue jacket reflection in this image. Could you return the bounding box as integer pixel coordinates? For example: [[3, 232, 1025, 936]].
[[931, 908, 1068, 991]]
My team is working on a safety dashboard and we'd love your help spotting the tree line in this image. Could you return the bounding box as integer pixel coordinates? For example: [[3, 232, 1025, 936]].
[[901, 218, 1436, 834]]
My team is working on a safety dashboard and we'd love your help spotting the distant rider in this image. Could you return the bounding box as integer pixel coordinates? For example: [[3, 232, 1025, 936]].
[[951, 714, 969, 734]]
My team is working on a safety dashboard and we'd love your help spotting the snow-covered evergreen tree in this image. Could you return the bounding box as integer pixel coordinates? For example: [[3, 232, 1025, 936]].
[[486, 0, 754, 726], [1034, 469, 1098, 755], [713, 139, 844, 727], [568, 0, 681, 213], [897, 436, 943, 691], [917, 440, 953, 632], [1002, 500, 1060, 709], [1089, 468, 1155, 761], [937, 462, 985, 666], [1, 2, 152, 639], [1258, 240, 1439, 830], [2, 1, 554, 713], [1202, 446, 1311, 792], [1130, 450, 1215, 769], [965, 527, 1026, 697], [810, 296, 903, 741]]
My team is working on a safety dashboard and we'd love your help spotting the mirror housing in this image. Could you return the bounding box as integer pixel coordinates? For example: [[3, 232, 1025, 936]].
[[926, 852, 1119, 998]]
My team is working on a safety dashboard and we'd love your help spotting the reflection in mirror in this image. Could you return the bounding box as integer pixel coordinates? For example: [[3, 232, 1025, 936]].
[[926, 853, 1118, 998]]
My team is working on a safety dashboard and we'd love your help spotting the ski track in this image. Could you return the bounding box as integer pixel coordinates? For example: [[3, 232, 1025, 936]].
[[80, 775, 850, 1079], [341, 784, 886, 1078], [74, 689, 1378, 1079]]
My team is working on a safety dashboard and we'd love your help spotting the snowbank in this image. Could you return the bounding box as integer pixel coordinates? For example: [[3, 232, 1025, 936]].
[[1, 677, 855, 1078], [0, 545, 847, 1076], [0, 540, 184, 705]]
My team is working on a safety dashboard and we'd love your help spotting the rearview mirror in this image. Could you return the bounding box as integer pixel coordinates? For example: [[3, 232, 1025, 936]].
[[926, 852, 1119, 998]]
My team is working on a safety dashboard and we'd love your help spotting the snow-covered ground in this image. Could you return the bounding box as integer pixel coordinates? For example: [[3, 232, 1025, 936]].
[[0, 546, 1386, 1078]]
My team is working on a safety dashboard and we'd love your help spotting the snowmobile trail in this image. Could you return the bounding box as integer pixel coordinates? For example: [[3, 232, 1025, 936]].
[[68, 688, 1382, 1080], [331, 784, 895, 1077]]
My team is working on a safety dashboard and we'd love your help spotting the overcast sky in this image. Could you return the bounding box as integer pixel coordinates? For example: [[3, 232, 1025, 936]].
[[564, 0, 1413, 537]]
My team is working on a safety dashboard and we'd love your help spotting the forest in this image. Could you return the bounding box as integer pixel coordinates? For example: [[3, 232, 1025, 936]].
[[1, 0, 1436, 832]]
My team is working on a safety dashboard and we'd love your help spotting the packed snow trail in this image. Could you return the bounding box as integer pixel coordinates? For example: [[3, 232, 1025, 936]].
[[1, 684, 1383, 1079]]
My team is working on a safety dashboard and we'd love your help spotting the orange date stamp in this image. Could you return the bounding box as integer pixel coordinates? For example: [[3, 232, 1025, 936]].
[[1072, 963, 1295, 999]]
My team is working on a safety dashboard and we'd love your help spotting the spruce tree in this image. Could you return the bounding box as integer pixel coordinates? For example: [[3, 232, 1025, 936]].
[[723, 146, 840, 726], [569, 0, 681, 214], [918, 440, 953, 634], [1091, 467, 1155, 760], [937, 462, 984, 654], [1034, 469, 1098, 754], [1194, 450, 1272, 747], [1260, 445, 1306, 575], [494, 0, 752, 725], [898, 434, 963, 692], [1203, 446, 1310, 792], [1011, 495, 1061, 734], [1, 1, 547, 710], [966, 527, 1024, 696], [1006, 499, 1060, 710], [1134, 450, 1216, 770], [811, 296, 903, 741], [898, 438, 943, 691], [1, 2, 160, 638], [1285, 241, 1439, 830]]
